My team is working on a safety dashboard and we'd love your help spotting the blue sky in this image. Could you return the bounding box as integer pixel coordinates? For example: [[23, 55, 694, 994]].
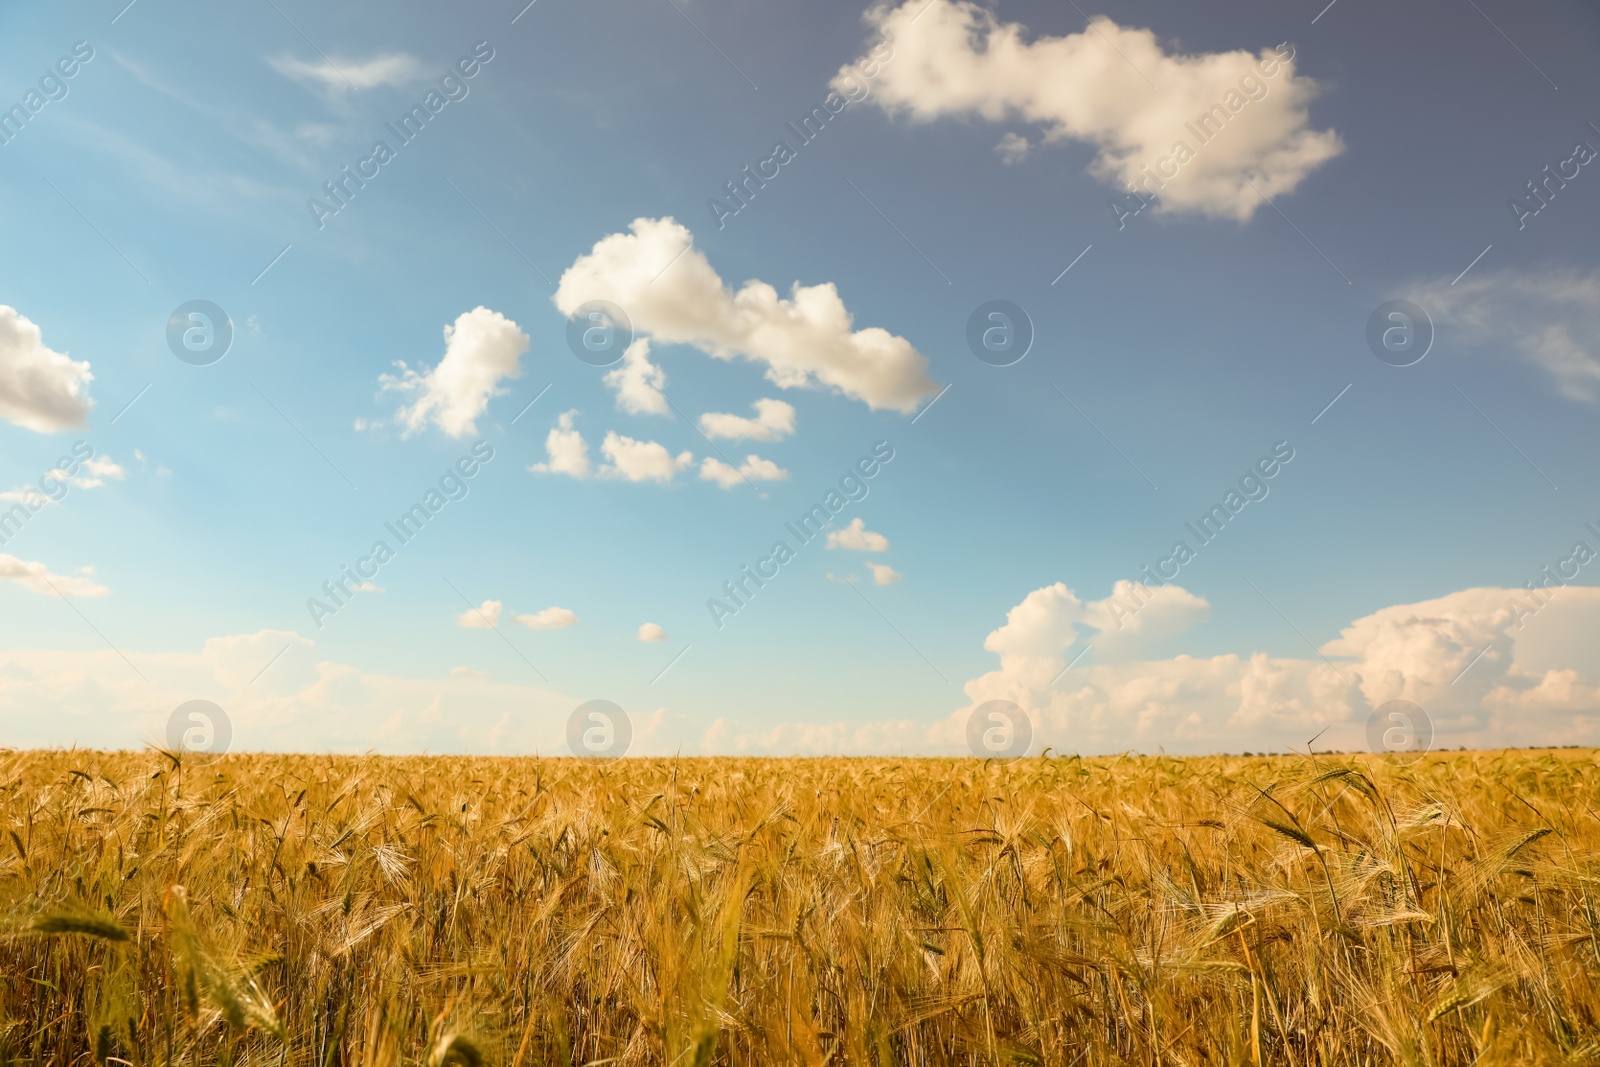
[[1, 0, 1597, 756]]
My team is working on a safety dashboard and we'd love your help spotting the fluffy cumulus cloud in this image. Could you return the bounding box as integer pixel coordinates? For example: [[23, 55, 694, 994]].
[[947, 580, 1348, 755], [603, 338, 668, 416], [1082, 580, 1211, 662], [458, 601, 576, 631], [382, 307, 528, 438], [456, 600, 502, 628], [979, 582, 1090, 689], [836, 0, 1343, 220], [868, 562, 903, 586], [701, 581, 1600, 756], [699, 453, 789, 489], [0, 305, 93, 433], [826, 517, 890, 551], [638, 622, 667, 643], [554, 217, 939, 412], [599, 431, 693, 483], [515, 606, 577, 630], [698, 398, 796, 441], [268, 52, 425, 91], [531, 410, 591, 478], [530, 412, 693, 483], [1410, 267, 1600, 403], [0, 555, 108, 597]]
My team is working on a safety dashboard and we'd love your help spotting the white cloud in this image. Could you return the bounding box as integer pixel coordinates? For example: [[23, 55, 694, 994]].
[[382, 307, 528, 438], [1, 453, 126, 504], [976, 580, 1211, 672], [1320, 587, 1523, 716], [738, 455, 787, 481], [71, 455, 126, 488], [954, 582, 1600, 755], [837, 0, 1342, 220], [698, 459, 743, 489], [353, 581, 383, 593], [554, 217, 939, 412], [701, 716, 926, 756], [5, 588, 1598, 756], [1083, 580, 1211, 662], [0, 306, 93, 433], [0, 555, 108, 598], [268, 52, 425, 91], [456, 600, 502, 628], [638, 622, 667, 642], [699, 453, 789, 489], [531, 410, 592, 478], [695, 583, 1600, 756], [599, 431, 693, 483], [981, 582, 1088, 688], [826, 517, 890, 552], [995, 131, 1031, 164], [603, 338, 668, 416], [532, 412, 695, 484], [515, 607, 578, 630], [698, 398, 796, 441], [0, 629, 591, 754], [459, 598, 582, 635], [868, 562, 903, 586], [201, 630, 319, 695], [1410, 267, 1600, 403]]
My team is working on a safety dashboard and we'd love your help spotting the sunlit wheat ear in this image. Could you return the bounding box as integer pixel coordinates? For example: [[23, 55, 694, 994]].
[[30, 912, 130, 942], [1426, 971, 1504, 1023], [1392, 803, 1449, 836], [163, 885, 287, 1042], [1462, 826, 1555, 898]]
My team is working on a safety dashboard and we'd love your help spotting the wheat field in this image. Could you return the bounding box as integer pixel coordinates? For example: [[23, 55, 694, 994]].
[[2, 748, 1597, 1067]]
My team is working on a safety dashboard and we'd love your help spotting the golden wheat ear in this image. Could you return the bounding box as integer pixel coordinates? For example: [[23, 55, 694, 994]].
[[29, 912, 131, 942]]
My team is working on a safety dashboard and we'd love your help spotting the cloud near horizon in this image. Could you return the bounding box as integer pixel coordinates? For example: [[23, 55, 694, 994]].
[[705, 582, 1600, 756], [5, 585, 1596, 756], [0, 628, 601, 754]]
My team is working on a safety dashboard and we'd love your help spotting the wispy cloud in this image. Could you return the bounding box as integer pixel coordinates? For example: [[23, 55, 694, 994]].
[[268, 52, 426, 92], [1412, 266, 1600, 403], [0, 556, 109, 597]]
